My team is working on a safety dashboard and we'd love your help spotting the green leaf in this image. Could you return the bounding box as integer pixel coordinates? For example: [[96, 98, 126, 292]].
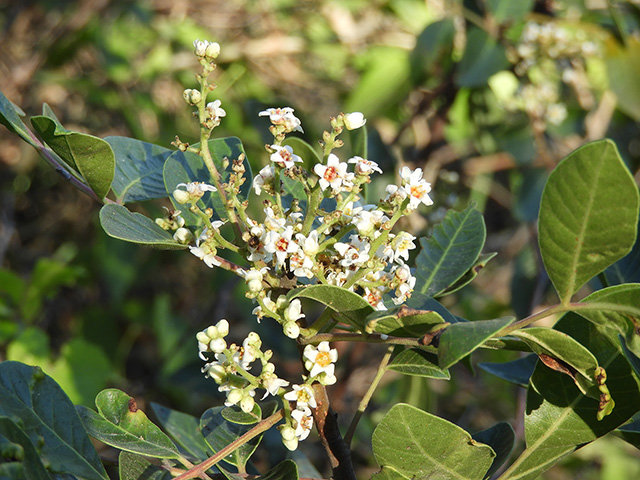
[[77, 389, 179, 459], [118, 451, 173, 480], [288, 285, 374, 330], [371, 465, 410, 480], [0, 361, 108, 479], [439, 252, 497, 297], [221, 403, 262, 425], [606, 37, 640, 121], [150, 402, 211, 461], [500, 313, 640, 480], [200, 406, 265, 469], [605, 213, 640, 284], [105, 136, 173, 203], [406, 293, 460, 324], [30, 115, 115, 199], [372, 404, 494, 479], [438, 317, 515, 369], [0, 90, 38, 146], [365, 307, 446, 338], [574, 284, 640, 357], [478, 354, 538, 387], [511, 327, 606, 400], [387, 348, 450, 379], [538, 139, 639, 303], [456, 28, 509, 87], [0, 416, 50, 480], [283, 137, 322, 168], [415, 205, 486, 298], [163, 137, 251, 223], [486, 0, 534, 22], [620, 335, 640, 378], [260, 459, 299, 480], [410, 19, 455, 83], [472, 422, 515, 480], [99, 204, 185, 249]]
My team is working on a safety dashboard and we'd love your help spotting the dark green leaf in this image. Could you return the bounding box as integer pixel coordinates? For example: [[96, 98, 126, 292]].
[[615, 414, 640, 450], [456, 28, 509, 87], [283, 137, 322, 168], [410, 19, 455, 83], [406, 293, 460, 324], [288, 285, 374, 330], [0, 90, 38, 146], [439, 252, 497, 297], [105, 136, 173, 203], [118, 451, 173, 480], [0, 416, 50, 480], [604, 212, 640, 285], [415, 205, 486, 298], [77, 389, 179, 459], [31, 115, 115, 199], [500, 313, 640, 480], [620, 335, 640, 378], [372, 404, 494, 479], [472, 422, 515, 479], [538, 139, 639, 303], [478, 354, 538, 387], [348, 124, 368, 159], [366, 307, 446, 338], [438, 317, 514, 369], [260, 459, 299, 480], [0, 361, 108, 479], [150, 402, 211, 461], [200, 406, 264, 469], [387, 348, 450, 379], [99, 204, 185, 249]]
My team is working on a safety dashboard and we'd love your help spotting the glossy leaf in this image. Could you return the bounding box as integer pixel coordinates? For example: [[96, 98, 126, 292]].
[[574, 284, 640, 357], [260, 460, 299, 480], [456, 28, 509, 87], [479, 354, 538, 387], [472, 422, 515, 479], [438, 317, 515, 369], [288, 285, 374, 330], [283, 136, 322, 168], [604, 213, 640, 284], [387, 348, 450, 379], [406, 293, 460, 324], [439, 252, 497, 297], [606, 37, 640, 121], [31, 115, 115, 199], [150, 402, 210, 461], [372, 404, 494, 479], [0, 416, 50, 480], [511, 327, 605, 400], [499, 313, 640, 480], [105, 136, 173, 203], [370, 465, 409, 480], [99, 204, 185, 249], [118, 451, 173, 480], [200, 406, 265, 469], [415, 204, 486, 298], [538, 139, 639, 303], [366, 307, 446, 338], [77, 389, 179, 459], [0, 361, 108, 479], [163, 137, 251, 223], [221, 403, 263, 425], [0, 90, 38, 146]]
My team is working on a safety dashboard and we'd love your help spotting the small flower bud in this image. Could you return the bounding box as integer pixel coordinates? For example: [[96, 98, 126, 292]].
[[209, 337, 226, 354], [183, 89, 202, 105], [281, 426, 297, 441], [283, 321, 301, 339], [173, 227, 193, 244], [227, 389, 244, 405], [240, 395, 255, 413], [196, 332, 210, 344], [216, 319, 230, 337], [173, 189, 191, 205], [343, 112, 366, 130], [205, 42, 221, 59]]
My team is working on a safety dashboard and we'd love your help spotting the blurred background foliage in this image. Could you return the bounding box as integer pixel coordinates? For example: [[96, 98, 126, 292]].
[[1, 0, 640, 477]]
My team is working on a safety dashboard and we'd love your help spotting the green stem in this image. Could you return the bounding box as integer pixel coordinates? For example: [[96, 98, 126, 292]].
[[300, 332, 422, 347], [344, 345, 394, 446]]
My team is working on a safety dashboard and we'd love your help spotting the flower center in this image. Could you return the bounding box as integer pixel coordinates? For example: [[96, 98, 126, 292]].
[[276, 237, 289, 252], [316, 351, 332, 367], [410, 185, 425, 198], [323, 167, 339, 182]]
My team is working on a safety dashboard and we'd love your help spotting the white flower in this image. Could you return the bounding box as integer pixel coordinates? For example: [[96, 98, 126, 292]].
[[283, 321, 301, 339], [364, 287, 387, 311], [196, 319, 230, 359], [314, 154, 351, 193], [173, 227, 193, 244], [240, 267, 268, 294], [280, 426, 299, 451], [253, 165, 275, 195], [173, 182, 217, 204], [343, 112, 367, 130], [291, 406, 314, 441], [205, 100, 226, 122], [391, 232, 417, 263], [399, 167, 433, 210], [269, 144, 303, 169], [348, 156, 382, 176], [296, 231, 320, 256], [284, 299, 305, 323], [545, 103, 567, 125], [261, 373, 290, 399], [284, 384, 317, 409], [289, 251, 314, 278], [259, 107, 303, 133], [189, 243, 220, 268], [193, 39, 210, 57], [264, 226, 299, 266], [352, 209, 388, 237], [303, 342, 338, 378], [334, 235, 371, 268]]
